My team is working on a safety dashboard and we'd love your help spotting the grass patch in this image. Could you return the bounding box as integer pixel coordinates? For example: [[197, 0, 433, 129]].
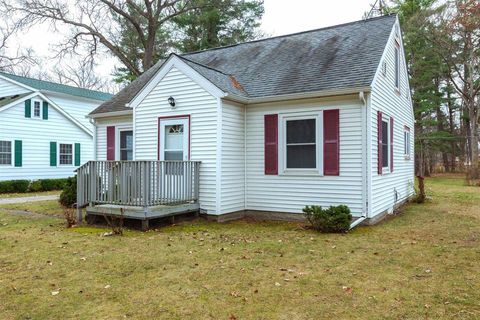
[[0, 175, 479, 319], [0, 190, 60, 199], [0, 200, 63, 216]]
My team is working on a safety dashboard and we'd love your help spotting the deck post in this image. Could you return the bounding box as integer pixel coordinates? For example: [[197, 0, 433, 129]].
[[76, 207, 83, 224], [141, 219, 149, 231]]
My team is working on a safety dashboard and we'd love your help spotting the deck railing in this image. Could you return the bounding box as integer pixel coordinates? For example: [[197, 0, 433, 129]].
[[76, 161, 201, 209]]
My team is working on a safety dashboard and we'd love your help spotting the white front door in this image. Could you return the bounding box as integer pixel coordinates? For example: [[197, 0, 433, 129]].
[[159, 118, 189, 161]]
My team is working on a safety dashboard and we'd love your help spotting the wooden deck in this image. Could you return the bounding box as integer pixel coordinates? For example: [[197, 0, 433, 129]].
[[86, 202, 200, 230], [76, 160, 201, 230]]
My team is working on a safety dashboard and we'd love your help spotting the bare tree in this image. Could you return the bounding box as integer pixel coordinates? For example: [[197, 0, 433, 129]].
[[1, 0, 200, 78], [0, 24, 36, 71], [48, 59, 115, 92]]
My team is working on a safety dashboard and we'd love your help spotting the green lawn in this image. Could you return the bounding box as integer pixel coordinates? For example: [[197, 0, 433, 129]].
[[0, 175, 479, 319]]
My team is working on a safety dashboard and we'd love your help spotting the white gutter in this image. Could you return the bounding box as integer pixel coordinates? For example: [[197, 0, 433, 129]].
[[89, 109, 133, 119], [224, 86, 372, 105]]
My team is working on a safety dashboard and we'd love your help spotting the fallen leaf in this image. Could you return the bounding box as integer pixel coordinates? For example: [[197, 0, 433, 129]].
[[51, 290, 60, 296], [104, 285, 111, 289], [275, 282, 281, 287]]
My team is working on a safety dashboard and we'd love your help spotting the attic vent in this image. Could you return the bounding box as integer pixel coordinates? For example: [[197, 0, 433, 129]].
[[382, 60, 387, 77]]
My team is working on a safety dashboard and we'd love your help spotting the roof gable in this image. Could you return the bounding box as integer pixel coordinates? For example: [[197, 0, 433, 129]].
[[0, 72, 112, 101], [90, 14, 397, 116], [0, 91, 93, 136]]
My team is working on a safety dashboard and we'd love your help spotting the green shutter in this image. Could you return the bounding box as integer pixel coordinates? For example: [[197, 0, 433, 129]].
[[42, 101, 48, 120], [74, 143, 81, 166], [25, 99, 31, 118], [14, 140, 22, 167], [50, 142, 57, 167]]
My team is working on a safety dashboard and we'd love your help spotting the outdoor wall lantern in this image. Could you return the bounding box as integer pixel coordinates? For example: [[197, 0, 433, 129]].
[[168, 96, 176, 107]]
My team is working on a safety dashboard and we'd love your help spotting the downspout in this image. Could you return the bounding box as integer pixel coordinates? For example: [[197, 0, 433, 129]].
[[350, 91, 368, 229]]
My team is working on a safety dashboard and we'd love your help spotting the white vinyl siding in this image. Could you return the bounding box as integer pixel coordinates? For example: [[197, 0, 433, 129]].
[[134, 67, 218, 214], [370, 20, 415, 217], [221, 101, 245, 214], [0, 100, 93, 181], [46, 93, 104, 132], [94, 116, 132, 161], [245, 97, 365, 217], [0, 77, 30, 96]]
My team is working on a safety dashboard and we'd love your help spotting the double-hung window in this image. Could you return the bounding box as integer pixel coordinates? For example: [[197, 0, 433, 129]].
[[404, 127, 411, 159], [381, 119, 390, 169], [280, 113, 322, 174], [0, 140, 12, 165], [33, 101, 41, 118], [119, 130, 133, 160], [59, 143, 73, 165]]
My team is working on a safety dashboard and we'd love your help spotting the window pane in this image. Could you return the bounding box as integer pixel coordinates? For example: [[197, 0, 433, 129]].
[[59, 144, 73, 165], [120, 131, 133, 149], [287, 145, 316, 168], [121, 150, 133, 161], [165, 151, 183, 161], [286, 119, 316, 144], [395, 47, 400, 88], [0, 153, 11, 165], [0, 141, 11, 153], [382, 121, 389, 168]]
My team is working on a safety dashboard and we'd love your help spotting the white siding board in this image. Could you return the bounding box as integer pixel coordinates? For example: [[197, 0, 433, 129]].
[[221, 101, 245, 213], [370, 21, 415, 217], [46, 93, 102, 131], [0, 101, 93, 181], [245, 97, 365, 217], [0, 77, 30, 96], [135, 67, 218, 214]]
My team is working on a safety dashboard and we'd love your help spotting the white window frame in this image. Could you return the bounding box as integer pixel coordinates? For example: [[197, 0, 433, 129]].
[[0, 139, 13, 166], [58, 142, 73, 166], [278, 112, 323, 176], [394, 40, 400, 93], [117, 128, 134, 161], [404, 127, 411, 159], [159, 118, 189, 161], [33, 100, 42, 118], [381, 115, 391, 174], [113, 124, 134, 161]]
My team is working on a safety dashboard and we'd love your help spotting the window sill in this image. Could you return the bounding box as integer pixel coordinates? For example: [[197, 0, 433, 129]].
[[279, 169, 323, 177]]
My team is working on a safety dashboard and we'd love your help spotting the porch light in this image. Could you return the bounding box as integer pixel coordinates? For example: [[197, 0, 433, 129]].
[[168, 96, 175, 107]]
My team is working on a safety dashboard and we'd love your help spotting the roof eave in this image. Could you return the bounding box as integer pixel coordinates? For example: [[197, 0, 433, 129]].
[[88, 109, 133, 119], [223, 86, 372, 104]]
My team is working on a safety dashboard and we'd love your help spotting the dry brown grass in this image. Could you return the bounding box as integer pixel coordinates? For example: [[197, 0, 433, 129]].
[[0, 174, 479, 319]]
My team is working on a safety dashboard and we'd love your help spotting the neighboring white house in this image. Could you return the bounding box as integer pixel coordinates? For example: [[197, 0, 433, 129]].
[[86, 14, 414, 224], [0, 73, 112, 181]]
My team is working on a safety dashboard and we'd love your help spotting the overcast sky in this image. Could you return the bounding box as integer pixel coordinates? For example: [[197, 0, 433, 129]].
[[9, 0, 376, 84]]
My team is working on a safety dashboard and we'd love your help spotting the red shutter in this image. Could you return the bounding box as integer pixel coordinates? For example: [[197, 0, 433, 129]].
[[107, 126, 115, 160], [323, 109, 340, 176], [390, 117, 394, 172], [264, 114, 278, 175], [377, 111, 383, 175]]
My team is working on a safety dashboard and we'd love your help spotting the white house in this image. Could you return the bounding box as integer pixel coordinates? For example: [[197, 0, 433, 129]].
[[81, 14, 414, 227], [0, 72, 112, 181]]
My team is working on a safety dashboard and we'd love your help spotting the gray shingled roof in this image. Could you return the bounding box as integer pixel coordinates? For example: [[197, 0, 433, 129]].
[[91, 14, 396, 115], [0, 72, 112, 101]]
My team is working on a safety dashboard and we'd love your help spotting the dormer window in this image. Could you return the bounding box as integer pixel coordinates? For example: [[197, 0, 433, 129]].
[[33, 101, 41, 118]]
